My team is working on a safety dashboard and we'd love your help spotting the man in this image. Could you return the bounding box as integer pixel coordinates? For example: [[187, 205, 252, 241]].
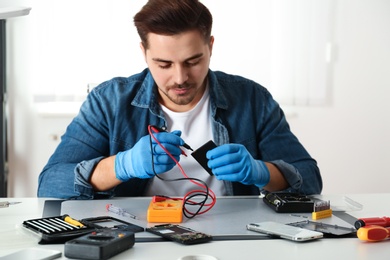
[[38, 0, 322, 199]]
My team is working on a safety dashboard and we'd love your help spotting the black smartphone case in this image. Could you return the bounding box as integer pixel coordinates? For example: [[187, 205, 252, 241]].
[[191, 140, 217, 176]]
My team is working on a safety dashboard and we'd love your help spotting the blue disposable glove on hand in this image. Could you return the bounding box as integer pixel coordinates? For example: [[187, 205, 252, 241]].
[[206, 144, 270, 187], [115, 130, 184, 181]]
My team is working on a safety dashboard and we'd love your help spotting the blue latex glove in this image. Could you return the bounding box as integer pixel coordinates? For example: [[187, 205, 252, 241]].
[[115, 130, 184, 181], [206, 144, 270, 187]]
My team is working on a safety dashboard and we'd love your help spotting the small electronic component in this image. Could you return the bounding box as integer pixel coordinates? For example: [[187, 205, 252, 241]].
[[312, 200, 332, 220], [262, 192, 314, 213], [146, 224, 212, 245], [147, 196, 183, 223]]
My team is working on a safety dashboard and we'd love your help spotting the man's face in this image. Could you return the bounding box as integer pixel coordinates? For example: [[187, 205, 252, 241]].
[[141, 30, 214, 112]]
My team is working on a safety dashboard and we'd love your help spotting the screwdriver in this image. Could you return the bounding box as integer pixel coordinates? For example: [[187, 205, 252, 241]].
[[0, 201, 21, 208], [354, 216, 390, 229], [357, 225, 390, 242]]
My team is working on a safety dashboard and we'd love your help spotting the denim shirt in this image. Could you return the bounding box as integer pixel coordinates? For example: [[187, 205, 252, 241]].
[[37, 69, 322, 199]]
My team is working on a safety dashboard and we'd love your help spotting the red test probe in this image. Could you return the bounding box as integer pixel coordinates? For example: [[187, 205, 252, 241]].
[[148, 125, 193, 156]]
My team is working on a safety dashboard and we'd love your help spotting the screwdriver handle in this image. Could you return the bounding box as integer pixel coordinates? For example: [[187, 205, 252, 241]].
[[355, 216, 390, 229], [357, 225, 390, 242]]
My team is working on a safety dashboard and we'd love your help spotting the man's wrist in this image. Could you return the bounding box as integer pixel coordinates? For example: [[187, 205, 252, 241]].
[[254, 160, 270, 188], [114, 151, 130, 182]]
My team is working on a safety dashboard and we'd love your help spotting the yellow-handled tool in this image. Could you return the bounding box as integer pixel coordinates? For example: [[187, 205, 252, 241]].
[[62, 214, 85, 228], [357, 225, 390, 242]]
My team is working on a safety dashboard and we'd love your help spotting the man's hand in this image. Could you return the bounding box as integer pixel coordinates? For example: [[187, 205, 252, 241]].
[[115, 131, 183, 181], [206, 144, 270, 187]]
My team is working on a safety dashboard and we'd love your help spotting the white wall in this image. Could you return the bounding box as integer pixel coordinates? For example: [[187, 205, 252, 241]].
[[2, 0, 389, 197], [287, 0, 390, 194]]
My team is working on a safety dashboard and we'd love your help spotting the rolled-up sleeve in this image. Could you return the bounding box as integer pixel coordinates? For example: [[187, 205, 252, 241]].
[[38, 87, 112, 199], [74, 157, 114, 199]]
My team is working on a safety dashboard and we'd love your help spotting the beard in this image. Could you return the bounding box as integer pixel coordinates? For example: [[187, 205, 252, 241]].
[[158, 83, 199, 106]]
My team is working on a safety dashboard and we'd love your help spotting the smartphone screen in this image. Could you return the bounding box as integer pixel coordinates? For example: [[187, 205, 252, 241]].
[[246, 221, 323, 242]]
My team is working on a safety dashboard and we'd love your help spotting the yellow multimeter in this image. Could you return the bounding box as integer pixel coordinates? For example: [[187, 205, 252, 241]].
[[147, 196, 183, 223]]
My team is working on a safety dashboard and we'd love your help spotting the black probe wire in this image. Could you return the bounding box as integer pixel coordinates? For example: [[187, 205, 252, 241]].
[[147, 125, 216, 219], [148, 126, 214, 218]]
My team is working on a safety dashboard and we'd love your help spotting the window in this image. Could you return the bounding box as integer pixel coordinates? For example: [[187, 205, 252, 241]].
[[18, 0, 333, 114]]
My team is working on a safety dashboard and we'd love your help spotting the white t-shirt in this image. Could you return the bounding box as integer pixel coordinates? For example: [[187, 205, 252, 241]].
[[145, 85, 226, 196]]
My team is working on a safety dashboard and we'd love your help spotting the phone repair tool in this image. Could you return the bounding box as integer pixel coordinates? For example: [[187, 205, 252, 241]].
[[354, 216, 390, 229], [23, 215, 143, 244], [312, 200, 332, 220], [148, 125, 193, 156], [0, 201, 21, 208], [63, 214, 85, 228], [23, 215, 95, 243], [147, 195, 183, 223], [357, 225, 390, 242], [106, 204, 137, 220]]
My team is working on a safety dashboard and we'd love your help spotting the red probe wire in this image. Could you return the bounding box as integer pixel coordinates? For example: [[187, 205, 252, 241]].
[[147, 125, 216, 218]]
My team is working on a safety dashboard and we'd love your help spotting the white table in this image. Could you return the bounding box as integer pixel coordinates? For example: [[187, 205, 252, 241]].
[[1, 194, 389, 260]]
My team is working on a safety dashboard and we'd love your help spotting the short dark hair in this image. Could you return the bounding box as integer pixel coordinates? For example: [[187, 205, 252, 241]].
[[134, 0, 213, 49]]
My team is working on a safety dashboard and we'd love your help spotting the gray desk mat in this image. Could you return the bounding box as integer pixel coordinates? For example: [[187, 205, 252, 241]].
[[60, 196, 356, 241]]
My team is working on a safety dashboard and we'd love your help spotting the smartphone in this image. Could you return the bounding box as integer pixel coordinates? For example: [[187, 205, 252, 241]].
[[191, 140, 217, 176], [146, 224, 212, 245], [246, 221, 323, 242]]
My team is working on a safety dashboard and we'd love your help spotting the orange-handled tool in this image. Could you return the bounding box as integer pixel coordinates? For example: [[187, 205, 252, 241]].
[[357, 225, 390, 242]]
